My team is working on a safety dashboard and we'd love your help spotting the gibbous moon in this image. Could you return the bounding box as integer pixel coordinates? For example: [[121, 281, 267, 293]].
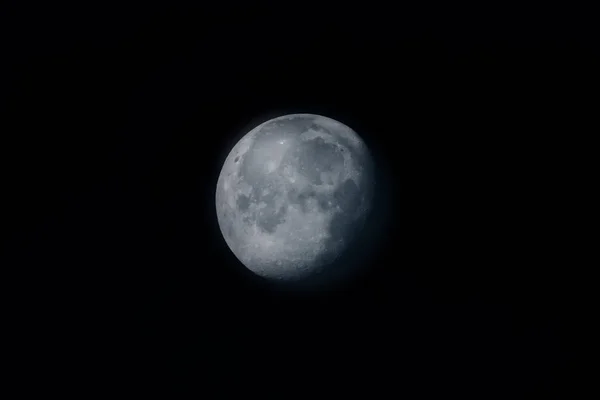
[[216, 114, 374, 285]]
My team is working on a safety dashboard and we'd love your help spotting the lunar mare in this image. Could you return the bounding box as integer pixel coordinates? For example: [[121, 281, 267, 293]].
[[216, 114, 374, 283]]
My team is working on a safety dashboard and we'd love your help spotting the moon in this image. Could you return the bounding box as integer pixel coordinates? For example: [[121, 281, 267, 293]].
[[216, 114, 374, 285]]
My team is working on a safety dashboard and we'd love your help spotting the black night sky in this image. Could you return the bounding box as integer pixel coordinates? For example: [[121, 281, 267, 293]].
[[2, 2, 591, 396]]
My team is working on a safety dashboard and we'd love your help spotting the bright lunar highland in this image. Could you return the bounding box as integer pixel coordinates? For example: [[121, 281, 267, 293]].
[[216, 114, 374, 283]]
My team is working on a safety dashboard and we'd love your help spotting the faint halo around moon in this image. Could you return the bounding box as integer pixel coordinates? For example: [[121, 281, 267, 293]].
[[215, 113, 375, 287]]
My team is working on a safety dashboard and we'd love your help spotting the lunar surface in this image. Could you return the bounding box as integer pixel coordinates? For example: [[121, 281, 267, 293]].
[[216, 114, 374, 284]]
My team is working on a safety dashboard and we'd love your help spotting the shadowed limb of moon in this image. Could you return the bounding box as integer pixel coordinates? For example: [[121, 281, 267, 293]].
[[216, 114, 374, 287]]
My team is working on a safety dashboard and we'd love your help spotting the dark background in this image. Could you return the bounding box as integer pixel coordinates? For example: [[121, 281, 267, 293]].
[[1, 2, 591, 396]]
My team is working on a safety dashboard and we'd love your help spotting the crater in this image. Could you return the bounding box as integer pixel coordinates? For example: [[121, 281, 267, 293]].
[[316, 193, 334, 211]]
